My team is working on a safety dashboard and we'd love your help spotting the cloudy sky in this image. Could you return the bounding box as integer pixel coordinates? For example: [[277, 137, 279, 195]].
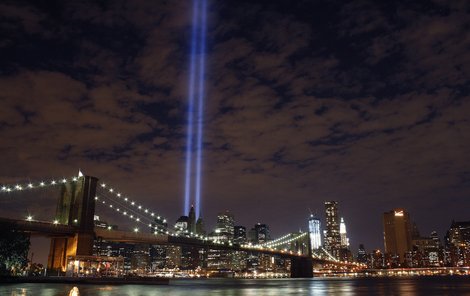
[[0, 0, 469, 256]]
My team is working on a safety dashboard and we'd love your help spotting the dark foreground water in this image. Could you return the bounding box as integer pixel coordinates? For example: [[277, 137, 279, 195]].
[[2, 277, 470, 296]]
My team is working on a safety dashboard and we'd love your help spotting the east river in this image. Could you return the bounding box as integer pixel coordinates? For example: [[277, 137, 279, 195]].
[[2, 277, 470, 296]]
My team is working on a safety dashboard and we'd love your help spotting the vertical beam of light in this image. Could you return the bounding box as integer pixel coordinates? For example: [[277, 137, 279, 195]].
[[183, 0, 200, 215], [194, 0, 207, 219]]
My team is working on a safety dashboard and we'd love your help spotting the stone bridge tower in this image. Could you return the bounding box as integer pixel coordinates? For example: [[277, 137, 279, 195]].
[[47, 175, 98, 272]]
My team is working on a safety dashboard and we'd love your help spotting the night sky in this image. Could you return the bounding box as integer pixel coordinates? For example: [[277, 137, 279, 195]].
[[1, 0, 469, 258]]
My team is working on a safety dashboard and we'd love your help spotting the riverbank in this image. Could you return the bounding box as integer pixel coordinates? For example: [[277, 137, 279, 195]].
[[0, 276, 169, 285]]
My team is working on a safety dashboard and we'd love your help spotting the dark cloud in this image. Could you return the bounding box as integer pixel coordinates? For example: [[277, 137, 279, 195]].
[[0, 0, 469, 259]]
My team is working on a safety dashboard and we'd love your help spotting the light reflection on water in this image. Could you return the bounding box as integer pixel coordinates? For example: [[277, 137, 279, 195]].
[[2, 277, 470, 296]]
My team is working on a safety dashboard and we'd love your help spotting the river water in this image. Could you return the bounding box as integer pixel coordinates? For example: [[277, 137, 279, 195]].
[[2, 277, 470, 296]]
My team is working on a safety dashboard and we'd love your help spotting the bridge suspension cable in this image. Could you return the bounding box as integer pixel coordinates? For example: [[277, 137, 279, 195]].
[[0, 176, 79, 193], [319, 247, 339, 262], [95, 193, 168, 235], [96, 183, 170, 232], [255, 232, 308, 249]]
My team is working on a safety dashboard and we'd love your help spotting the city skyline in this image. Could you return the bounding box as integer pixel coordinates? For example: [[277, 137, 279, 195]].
[[1, 0, 469, 255], [0, 171, 468, 272]]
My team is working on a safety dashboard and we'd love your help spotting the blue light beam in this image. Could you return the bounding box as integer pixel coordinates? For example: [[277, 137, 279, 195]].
[[183, 0, 200, 215], [194, 0, 207, 219]]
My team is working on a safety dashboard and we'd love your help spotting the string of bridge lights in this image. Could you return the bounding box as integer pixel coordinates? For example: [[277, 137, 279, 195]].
[[97, 183, 168, 225], [0, 176, 79, 193], [252, 232, 308, 249], [96, 190, 154, 223], [259, 233, 297, 247], [95, 194, 168, 235], [95, 193, 212, 240]]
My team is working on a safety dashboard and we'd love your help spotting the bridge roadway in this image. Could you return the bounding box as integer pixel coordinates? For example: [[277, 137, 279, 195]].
[[0, 217, 343, 266], [95, 227, 316, 260], [2, 217, 367, 277], [1, 217, 314, 258]]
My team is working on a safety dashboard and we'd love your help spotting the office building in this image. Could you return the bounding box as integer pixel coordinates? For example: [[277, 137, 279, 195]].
[[255, 223, 270, 244], [340, 217, 350, 247], [234, 225, 247, 244], [213, 211, 235, 242], [445, 221, 470, 266], [188, 205, 196, 234], [383, 209, 412, 263], [308, 214, 321, 250], [324, 201, 341, 258]]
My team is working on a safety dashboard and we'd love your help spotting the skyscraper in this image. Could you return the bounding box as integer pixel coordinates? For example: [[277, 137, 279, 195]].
[[445, 221, 470, 266], [357, 244, 367, 264], [308, 214, 321, 250], [324, 201, 341, 258], [255, 223, 270, 244], [234, 225, 247, 244], [340, 217, 350, 247], [213, 210, 235, 242], [188, 205, 196, 234], [383, 209, 412, 263], [196, 217, 205, 235]]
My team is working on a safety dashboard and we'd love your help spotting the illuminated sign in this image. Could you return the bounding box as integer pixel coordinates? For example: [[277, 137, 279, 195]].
[[394, 210, 404, 216]]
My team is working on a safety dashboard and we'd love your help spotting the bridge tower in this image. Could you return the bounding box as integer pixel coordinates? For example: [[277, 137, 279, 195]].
[[47, 175, 98, 272], [290, 232, 313, 278]]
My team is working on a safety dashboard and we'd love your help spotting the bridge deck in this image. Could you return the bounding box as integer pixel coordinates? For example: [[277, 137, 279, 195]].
[[0, 217, 76, 236]]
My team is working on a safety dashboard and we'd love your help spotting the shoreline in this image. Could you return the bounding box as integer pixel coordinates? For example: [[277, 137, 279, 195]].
[[0, 276, 169, 285]]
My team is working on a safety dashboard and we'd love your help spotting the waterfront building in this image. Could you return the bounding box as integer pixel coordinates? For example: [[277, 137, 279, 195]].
[[410, 231, 441, 267], [92, 239, 134, 272], [149, 245, 167, 270], [445, 221, 470, 266], [357, 244, 367, 264], [207, 248, 233, 270], [131, 244, 150, 273], [166, 245, 182, 269], [231, 251, 247, 271], [181, 246, 200, 270], [368, 249, 385, 269], [383, 208, 412, 263]]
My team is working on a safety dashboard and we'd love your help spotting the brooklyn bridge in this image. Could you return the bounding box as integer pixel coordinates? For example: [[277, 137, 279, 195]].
[[0, 174, 361, 278]]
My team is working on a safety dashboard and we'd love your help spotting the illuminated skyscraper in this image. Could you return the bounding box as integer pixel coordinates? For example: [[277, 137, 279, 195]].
[[340, 217, 350, 247], [213, 210, 235, 242], [308, 214, 321, 250], [255, 223, 270, 244], [324, 201, 341, 258], [383, 208, 412, 263]]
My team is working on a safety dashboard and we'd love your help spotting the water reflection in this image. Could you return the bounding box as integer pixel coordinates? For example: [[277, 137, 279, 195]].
[[2, 277, 470, 296]]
